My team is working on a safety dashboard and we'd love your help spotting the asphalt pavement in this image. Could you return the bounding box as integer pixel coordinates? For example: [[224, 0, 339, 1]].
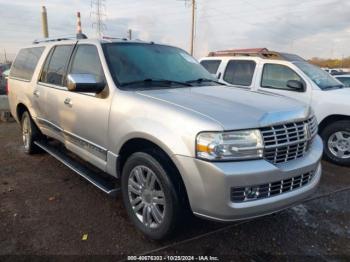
[[0, 122, 349, 261]]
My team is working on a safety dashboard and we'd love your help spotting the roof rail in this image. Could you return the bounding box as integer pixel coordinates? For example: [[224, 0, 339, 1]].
[[101, 35, 128, 42], [33, 33, 88, 44], [102, 36, 127, 40], [208, 48, 283, 60]]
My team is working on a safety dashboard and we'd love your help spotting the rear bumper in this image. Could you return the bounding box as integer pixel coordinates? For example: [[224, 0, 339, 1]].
[[172, 135, 323, 221]]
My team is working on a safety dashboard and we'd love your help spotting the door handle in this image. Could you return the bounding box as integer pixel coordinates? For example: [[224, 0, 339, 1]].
[[64, 98, 73, 107], [33, 90, 40, 97]]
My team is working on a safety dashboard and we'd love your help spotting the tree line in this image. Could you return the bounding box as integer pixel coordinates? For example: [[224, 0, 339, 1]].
[[308, 57, 350, 68]]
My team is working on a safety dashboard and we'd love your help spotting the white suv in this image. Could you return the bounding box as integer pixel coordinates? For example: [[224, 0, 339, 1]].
[[200, 49, 350, 166]]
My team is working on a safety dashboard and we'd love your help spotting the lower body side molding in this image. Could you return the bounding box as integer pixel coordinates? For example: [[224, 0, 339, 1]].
[[34, 140, 120, 197]]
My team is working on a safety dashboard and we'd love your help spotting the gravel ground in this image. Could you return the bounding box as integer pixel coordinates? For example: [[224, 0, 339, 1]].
[[0, 122, 349, 261]]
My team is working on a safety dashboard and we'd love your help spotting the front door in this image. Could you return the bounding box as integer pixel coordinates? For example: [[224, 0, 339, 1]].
[[256, 63, 311, 105], [57, 44, 110, 170]]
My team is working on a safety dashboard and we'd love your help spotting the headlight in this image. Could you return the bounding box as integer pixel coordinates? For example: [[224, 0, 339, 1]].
[[196, 130, 263, 161]]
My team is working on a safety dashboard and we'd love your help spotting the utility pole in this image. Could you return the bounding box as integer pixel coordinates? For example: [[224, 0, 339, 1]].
[[190, 0, 196, 56], [41, 6, 49, 38], [128, 29, 132, 40], [182, 0, 196, 55]]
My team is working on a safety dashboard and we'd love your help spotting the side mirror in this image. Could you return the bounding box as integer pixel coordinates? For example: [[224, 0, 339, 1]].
[[67, 74, 105, 93], [286, 80, 305, 92]]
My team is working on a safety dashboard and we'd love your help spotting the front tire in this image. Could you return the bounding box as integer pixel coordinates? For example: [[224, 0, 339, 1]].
[[321, 120, 350, 166], [121, 151, 182, 240], [21, 111, 41, 154]]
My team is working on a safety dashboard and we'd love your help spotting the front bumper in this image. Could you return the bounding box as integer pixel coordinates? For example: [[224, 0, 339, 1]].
[[172, 135, 323, 221]]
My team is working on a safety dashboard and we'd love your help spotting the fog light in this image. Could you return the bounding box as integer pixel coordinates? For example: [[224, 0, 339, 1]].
[[244, 186, 260, 199]]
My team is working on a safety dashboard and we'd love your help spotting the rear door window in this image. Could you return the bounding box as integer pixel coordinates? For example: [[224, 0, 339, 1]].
[[43, 45, 74, 86], [10, 47, 45, 81], [223, 60, 256, 86], [200, 60, 221, 74]]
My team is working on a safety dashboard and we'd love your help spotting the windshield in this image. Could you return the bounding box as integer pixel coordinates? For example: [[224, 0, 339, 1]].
[[294, 61, 343, 90], [103, 43, 215, 89]]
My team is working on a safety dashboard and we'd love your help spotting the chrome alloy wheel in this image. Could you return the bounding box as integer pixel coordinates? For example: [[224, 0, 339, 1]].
[[328, 131, 350, 159], [22, 116, 31, 151], [128, 165, 166, 228]]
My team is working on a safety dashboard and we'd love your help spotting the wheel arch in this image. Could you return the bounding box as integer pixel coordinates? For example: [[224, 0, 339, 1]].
[[16, 103, 30, 122], [117, 137, 190, 206], [318, 114, 350, 134]]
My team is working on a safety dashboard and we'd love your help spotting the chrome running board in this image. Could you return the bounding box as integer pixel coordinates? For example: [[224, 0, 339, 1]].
[[34, 140, 120, 197]]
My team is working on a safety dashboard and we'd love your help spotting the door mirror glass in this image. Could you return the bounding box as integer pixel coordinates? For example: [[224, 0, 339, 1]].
[[286, 80, 305, 92], [67, 74, 105, 93]]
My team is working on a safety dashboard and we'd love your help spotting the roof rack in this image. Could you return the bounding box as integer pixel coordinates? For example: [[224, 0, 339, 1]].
[[102, 36, 128, 40], [207, 48, 284, 60], [33, 33, 88, 44]]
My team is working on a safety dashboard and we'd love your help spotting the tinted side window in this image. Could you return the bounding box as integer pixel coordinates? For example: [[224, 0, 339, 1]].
[[261, 64, 303, 90], [223, 60, 256, 86], [45, 45, 74, 86], [10, 47, 45, 81], [200, 60, 221, 74], [69, 45, 105, 83]]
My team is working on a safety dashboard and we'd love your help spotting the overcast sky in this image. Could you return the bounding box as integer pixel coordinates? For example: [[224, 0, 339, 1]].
[[0, 0, 349, 61]]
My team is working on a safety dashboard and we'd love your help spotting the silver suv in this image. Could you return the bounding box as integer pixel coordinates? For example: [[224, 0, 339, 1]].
[[8, 37, 323, 239]]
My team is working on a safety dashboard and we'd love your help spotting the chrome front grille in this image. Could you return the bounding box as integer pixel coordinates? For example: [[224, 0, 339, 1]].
[[231, 171, 314, 202], [261, 116, 318, 164]]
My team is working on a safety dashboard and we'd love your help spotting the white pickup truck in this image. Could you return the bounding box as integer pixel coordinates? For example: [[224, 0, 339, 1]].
[[200, 49, 350, 166]]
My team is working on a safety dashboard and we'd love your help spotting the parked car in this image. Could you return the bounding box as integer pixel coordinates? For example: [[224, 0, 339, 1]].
[[323, 68, 345, 75], [8, 39, 322, 239], [200, 48, 350, 166], [334, 74, 350, 87], [0, 63, 11, 94], [0, 69, 10, 94]]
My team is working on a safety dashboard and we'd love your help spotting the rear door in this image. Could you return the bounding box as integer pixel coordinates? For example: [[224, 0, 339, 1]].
[[37, 44, 75, 140], [221, 59, 256, 89]]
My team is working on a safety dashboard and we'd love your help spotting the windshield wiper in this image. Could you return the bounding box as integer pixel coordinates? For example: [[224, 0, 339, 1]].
[[323, 84, 344, 90], [186, 78, 225, 85], [120, 78, 192, 87]]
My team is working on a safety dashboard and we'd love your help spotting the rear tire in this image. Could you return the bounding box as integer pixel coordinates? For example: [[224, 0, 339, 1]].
[[21, 111, 41, 154], [121, 151, 183, 240], [320, 120, 350, 166]]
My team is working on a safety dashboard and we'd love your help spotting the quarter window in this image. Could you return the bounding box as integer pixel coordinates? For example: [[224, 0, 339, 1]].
[[200, 60, 221, 74], [69, 45, 105, 83], [223, 60, 256, 86], [261, 64, 303, 91], [44, 45, 74, 86], [10, 47, 45, 81]]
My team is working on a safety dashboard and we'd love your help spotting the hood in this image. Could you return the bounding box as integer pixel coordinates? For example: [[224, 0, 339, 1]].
[[137, 85, 310, 130], [325, 87, 350, 95]]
